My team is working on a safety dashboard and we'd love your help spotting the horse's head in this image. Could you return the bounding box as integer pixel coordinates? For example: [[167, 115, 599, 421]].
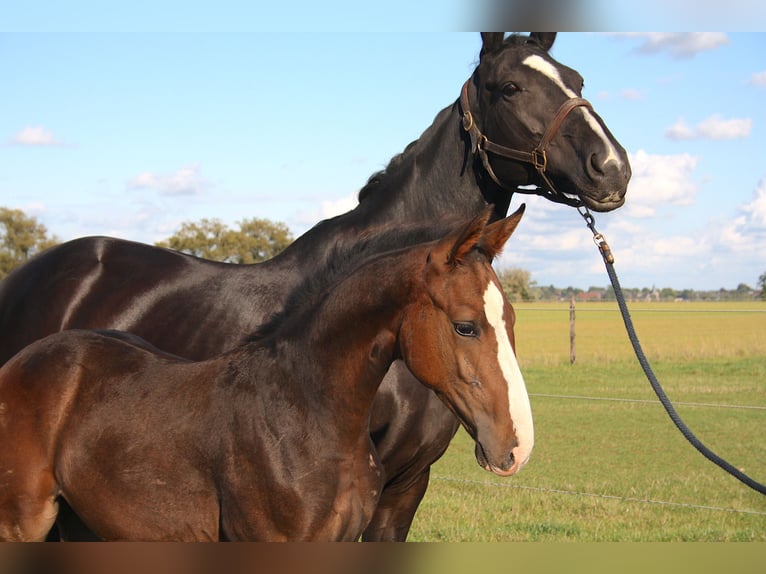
[[465, 32, 630, 212], [399, 204, 533, 477]]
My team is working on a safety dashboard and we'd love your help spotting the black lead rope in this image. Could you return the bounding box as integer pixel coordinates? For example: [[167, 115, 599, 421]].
[[578, 206, 766, 496]]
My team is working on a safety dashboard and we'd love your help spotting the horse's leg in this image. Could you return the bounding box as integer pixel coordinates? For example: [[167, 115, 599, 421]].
[[0, 465, 59, 541], [361, 468, 430, 542]]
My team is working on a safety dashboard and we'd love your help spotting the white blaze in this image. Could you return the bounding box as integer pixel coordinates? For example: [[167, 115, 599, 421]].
[[522, 54, 622, 167], [483, 282, 534, 470]]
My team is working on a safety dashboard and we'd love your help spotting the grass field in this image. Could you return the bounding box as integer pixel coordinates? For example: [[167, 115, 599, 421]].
[[408, 301, 766, 541]]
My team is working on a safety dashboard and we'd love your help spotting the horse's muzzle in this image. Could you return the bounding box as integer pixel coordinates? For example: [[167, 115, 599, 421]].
[[474, 441, 529, 477]]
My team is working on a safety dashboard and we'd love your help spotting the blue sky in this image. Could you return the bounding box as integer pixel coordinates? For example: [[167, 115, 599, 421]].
[[2, 26, 766, 290]]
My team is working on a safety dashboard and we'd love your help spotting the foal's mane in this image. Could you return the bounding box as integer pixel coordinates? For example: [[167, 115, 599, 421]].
[[245, 218, 466, 346]]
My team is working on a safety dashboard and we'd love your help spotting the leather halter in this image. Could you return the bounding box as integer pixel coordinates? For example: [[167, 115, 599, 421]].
[[460, 79, 593, 207]]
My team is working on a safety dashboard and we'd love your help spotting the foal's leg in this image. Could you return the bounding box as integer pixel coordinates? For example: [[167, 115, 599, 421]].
[[0, 466, 59, 541]]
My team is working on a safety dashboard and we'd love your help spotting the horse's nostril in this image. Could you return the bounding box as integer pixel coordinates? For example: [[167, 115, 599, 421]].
[[589, 153, 606, 177]]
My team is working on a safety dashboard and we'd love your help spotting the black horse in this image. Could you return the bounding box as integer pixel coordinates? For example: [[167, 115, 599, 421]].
[[0, 33, 631, 541]]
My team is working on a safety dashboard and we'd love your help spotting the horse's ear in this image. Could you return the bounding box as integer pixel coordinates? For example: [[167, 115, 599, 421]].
[[529, 32, 557, 51], [478, 203, 526, 261], [439, 206, 494, 267], [480, 33, 505, 58]]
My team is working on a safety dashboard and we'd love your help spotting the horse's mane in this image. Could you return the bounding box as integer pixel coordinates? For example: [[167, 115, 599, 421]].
[[244, 217, 466, 346], [356, 34, 539, 207], [357, 140, 418, 204]]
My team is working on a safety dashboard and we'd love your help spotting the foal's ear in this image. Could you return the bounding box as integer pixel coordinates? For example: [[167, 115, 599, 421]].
[[444, 206, 494, 267], [478, 203, 526, 261], [480, 32, 505, 58], [529, 32, 557, 51]]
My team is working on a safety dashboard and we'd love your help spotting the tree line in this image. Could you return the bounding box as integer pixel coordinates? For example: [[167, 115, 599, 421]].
[[0, 208, 292, 280], [497, 267, 765, 303], [2, 207, 766, 302]]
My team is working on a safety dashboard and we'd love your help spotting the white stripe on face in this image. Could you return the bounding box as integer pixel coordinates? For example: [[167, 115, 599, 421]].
[[483, 281, 534, 470], [522, 54, 623, 167]]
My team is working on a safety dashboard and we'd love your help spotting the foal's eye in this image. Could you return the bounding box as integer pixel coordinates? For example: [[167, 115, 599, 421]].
[[454, 322, 478, 337], [501, 82, 520, 97]]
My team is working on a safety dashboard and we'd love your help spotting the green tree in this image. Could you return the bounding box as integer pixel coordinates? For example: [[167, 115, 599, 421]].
[[0, 207, 59, 279], [660, 287, 677, 301], [498, 267, 536, 302], [734, 283, 753, 301], [757, 272, 766, 300], [156, 217, 293, 263]]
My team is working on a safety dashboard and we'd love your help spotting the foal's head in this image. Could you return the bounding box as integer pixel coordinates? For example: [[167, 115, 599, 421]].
[[399, 204, 533, 476]]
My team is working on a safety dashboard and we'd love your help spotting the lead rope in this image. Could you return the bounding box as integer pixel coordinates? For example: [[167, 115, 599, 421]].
[[577, 206, 766, 496]]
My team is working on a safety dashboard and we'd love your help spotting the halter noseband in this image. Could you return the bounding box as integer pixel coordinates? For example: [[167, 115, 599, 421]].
[[460, 79, 593, 207]]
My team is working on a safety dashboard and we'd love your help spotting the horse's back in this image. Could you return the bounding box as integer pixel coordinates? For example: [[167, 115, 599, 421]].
[[0, 236, 230, 364]]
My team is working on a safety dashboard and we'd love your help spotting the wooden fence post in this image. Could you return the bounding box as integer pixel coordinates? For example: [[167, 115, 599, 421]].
[[569, 295, 576, 365]]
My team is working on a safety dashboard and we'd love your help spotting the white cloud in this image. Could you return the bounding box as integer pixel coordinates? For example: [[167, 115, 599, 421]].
[[129, 172, 159, 188], [712, 179, 766, 283], [127, 164, 211, 196], [320, 194, 359, 218], [496, 175, 766, 291], [665, 115, 752, 140], [738, 178, 766, 229], [623, 150, 699, 217], [619, 89, 644, 101], [665, 118, 696, 140], [749, 70, 766, 87], [292, 192, 359, 229], [517, 226, 585, 253], [12, 126, 59, 146], [608, 32, 730, 58], [696, 115, 752, 139]]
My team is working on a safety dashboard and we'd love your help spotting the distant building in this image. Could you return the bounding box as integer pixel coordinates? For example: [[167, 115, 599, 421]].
[[576, 291, 603, 302]]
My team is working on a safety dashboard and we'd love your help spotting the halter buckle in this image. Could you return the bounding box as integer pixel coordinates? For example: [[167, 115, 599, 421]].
[[532, 148, 547, 172]]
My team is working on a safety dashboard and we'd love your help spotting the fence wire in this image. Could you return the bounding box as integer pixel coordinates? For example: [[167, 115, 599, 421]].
[[431, 475, 766, 517], [530, 392, 766, 411]]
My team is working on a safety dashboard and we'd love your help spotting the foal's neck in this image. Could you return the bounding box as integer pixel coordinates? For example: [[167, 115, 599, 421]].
[[295, 248, 422, 436]]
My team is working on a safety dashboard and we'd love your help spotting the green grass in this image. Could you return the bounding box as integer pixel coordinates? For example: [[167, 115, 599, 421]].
[[407, 301, 766, 541]]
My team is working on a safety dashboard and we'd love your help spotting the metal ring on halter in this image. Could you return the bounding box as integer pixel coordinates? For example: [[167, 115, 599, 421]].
[[462, 110, 474, 132]]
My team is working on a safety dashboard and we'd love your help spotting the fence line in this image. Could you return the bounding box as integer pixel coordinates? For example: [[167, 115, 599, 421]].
[[431, 475, 766, 517], [518, 306, 766, 313], [529, 392, 766, 411]]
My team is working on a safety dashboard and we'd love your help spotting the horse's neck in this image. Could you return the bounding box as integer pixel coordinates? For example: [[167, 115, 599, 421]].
[[241, 100, 495, 324], [352, 103, 489, 222], [275, 102, 488, 269]]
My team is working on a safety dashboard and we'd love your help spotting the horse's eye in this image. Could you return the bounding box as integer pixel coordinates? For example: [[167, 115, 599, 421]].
[[454, 322, 478, 337], [501, 82, 520, 97]]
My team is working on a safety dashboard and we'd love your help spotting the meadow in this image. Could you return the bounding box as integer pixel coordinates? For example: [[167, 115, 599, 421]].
[[408, 301, 766, 541]]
